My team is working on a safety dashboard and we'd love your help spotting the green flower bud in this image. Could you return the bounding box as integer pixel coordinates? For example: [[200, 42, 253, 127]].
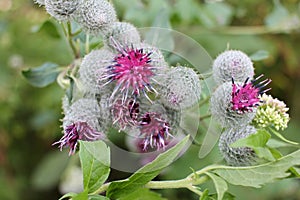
[[252, 94, 290, 130]]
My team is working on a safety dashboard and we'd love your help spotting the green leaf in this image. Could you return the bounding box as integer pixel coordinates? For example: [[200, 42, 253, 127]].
[[199, 189, 209, 200], [230, 129, 271, 148], [249, 50, 269, 61], [59, 192, 77, 200], [264, 0, 289, 28], [88, 194, 110, 200], [107, 135, 190, 199], [230, 129, 275, 161], [213, 149, 300, 188], [119, 188, 167, 200], [73, 191, 88, 200], [31, 20, 61, 39], [269, 128, 298, 145], [79, 141, 110, 194], [205, 172, 228, 200], [22, 62, 62, 87], [267, 138, 295, 148]]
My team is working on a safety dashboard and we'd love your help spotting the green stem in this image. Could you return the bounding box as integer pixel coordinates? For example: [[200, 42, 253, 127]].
[[200, 113, 211, 121], [67, 22, 80, 58], [199, 95, 210, 107]]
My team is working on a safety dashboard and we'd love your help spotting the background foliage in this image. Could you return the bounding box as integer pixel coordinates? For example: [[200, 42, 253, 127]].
[[1, 0, 300, 199]]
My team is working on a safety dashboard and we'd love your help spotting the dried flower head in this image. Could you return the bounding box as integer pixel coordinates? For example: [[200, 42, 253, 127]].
[[253, 94, 290, 130], [231, 75, 271, 113], [219, 125, 258, 166], [73, 0, 117, 35], [160, 66, 201, 110], [45, 0, 81, 21], [213, 50, 254, 85], [139, 112, 172, 151]]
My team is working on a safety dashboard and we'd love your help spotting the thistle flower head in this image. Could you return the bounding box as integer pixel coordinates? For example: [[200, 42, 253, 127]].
[[139, 112, 172, 151], [210, 82, 256, 128], [73, 0, 117, 35], [45, 0, 81, 21], [219, 125, 258, 166], [55, 98, 107, 155], [99, 43, 167, 103], [253, 94, 290, 130], [111, 97, 140, 131], [231, 75, 271, 113], [213, 50, 254, 85], [160, 66, 201, 110], [53, 121, 104, 155]]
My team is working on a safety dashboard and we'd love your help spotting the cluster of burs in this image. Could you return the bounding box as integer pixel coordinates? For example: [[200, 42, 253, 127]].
[[37, 0, 202, 154], [211, 50, 289, 166]]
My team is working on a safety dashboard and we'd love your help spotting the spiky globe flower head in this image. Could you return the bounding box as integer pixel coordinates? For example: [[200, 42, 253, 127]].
[[231, 75, 271, 113], [98, 43, 167, 103], [73, 0, 117, 35], [139, 112, 172, 151], [45, 0, 82, 21], [213, 50, 254, 85], [210, 81, 256, 128], [111, 97, 140, 131], [219, 125, 258, 166], [78, 48, 115, 94], [253, 94, 290, 130], [160, 66, 201, 110], [34, 0, 45, 6], [54, 98, 105, 155], [103, 22, 141, 50]]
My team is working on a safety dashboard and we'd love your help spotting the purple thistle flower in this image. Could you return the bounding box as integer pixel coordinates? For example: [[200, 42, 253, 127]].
[[112, 98, 140, 131], [139, 112, 172, 151], [53, 122, 105, 155], [231, 75, 271, 113], [99, 41, 160, 103]]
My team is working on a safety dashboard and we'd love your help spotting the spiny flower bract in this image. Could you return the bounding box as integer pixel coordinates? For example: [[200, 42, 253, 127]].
[[160, 66, 201, 110], [213, 50, 254, 85], [219, 125, 258, 166], [103, 22, 141, 50], [78, 48, 115, 94], [45, 0, 82, 21], [73, 0, 117, 35]]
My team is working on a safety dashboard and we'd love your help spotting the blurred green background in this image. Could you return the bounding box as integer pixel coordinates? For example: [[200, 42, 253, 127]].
[[1, 0, 300, 199]]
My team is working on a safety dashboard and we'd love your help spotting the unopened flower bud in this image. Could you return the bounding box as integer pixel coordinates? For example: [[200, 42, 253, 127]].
[[219, 125, 258, 166], [45, 0, 82, 21], [213, 50, 254, 85]]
